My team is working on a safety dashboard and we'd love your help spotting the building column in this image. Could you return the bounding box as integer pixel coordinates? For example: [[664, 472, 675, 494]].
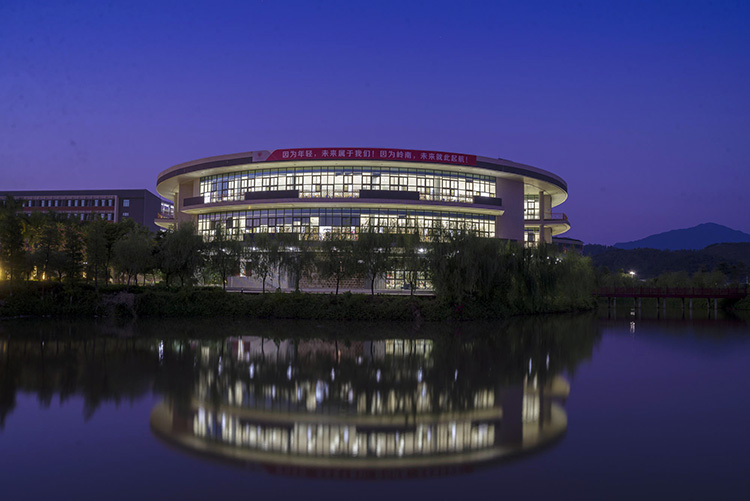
[[494, 178, 524, 242], [537, 191, 546, 243]]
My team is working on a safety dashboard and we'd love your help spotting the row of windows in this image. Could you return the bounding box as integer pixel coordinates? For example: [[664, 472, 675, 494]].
[[197, 208, 496, 240], [61, 213, 115, 222], [195, 416, 495, 458], [199, 166, 496, 205], [18, 198, 116, 208]]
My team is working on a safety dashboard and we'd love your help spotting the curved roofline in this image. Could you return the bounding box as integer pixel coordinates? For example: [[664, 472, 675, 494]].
[[156, 149, 568, 199], [476, 155, 567, 193]]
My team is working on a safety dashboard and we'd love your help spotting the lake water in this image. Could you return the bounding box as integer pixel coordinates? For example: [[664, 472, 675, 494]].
[[1, 311, 749, 500]]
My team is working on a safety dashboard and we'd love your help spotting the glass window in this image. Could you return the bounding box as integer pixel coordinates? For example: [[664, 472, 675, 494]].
[[524, 195, 539, 220], [123, 199, 130, 207]]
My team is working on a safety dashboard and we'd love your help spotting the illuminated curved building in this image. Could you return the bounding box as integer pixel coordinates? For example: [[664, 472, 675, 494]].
[[156, 148, 570, 246], [150, 336, 570, 478]]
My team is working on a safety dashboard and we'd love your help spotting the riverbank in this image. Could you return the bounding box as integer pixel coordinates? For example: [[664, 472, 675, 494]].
[[0, 282, 595, 321]]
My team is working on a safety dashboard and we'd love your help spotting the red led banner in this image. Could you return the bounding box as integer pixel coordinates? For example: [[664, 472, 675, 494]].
[[263, 148, 476, 166]]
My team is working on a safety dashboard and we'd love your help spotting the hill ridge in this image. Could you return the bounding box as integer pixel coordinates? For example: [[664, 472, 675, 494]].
[[613, 223, 750, 251]]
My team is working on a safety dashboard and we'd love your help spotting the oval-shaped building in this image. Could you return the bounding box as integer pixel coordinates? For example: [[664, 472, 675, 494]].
[[156, 147, 570, 245]]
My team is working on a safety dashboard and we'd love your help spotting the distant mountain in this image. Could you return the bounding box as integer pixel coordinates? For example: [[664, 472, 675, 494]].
[[613, 223, 750, 251]]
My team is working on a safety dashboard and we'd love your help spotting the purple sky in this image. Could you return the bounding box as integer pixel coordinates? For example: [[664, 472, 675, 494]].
[[2, 0, 748, 245]]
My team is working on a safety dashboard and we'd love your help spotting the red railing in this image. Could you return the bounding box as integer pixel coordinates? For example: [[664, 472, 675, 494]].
[[596, 286, 749, 299]]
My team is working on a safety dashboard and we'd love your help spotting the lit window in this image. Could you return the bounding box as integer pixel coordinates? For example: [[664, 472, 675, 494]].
[[123, 212, 129, 217], [123, 199, 130, 207]]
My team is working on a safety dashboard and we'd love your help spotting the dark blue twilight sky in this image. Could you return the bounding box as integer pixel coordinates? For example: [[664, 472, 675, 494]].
[[1, 0, 748, 244]]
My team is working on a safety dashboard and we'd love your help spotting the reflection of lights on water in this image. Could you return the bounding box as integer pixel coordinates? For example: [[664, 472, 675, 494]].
[[454, 369, 458, 381], [271, 385, 276, 398], [356, 356, 363, 365], [417, 368, 423, 382], [218, 356, 222, 375], [348, 389, 354, 403], [630, 321, 636, 333], [315, 381, 327, 403], [249, 363, 255, 379], [546, 354, 550, 369], [158, 341, 164, 363], [331, 368, 335, 381], [528, 358, 532, 373], [376, 369, 381, 382], [287, 365, 292, 380]]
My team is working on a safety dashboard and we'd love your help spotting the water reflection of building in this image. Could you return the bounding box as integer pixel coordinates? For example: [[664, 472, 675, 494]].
[[151, 336, 570, 478]]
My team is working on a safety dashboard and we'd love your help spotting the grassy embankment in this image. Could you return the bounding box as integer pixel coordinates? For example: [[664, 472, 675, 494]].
[[0, 282, 595, 322]]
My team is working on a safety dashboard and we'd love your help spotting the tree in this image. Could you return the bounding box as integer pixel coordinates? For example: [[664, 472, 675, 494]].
[[102, 221, 133, 284], [245, 233, 274, 293], [113, 229, 155, 285], [207, 223, 243, 289], [318, 232, 356, 294], [156, 223, 204, 287], [84, 220, 109, 287], [426, 225, 517, 306], [60, 220, 85, 283], [279, 232, 317, 292], [0, 196, 27, 283], [30, 214, 62, 281], [354, 225, 395, 295], [428, 226, 481, 305]]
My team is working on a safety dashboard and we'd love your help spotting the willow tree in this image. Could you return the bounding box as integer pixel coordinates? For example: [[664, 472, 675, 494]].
[[156, 223, 204, 287], [279, 231, 317, 292], [245, 233, 274, 293], [354, 225, 395, 296], [318, 231, 356, 294], [207, 222, 243, 289]]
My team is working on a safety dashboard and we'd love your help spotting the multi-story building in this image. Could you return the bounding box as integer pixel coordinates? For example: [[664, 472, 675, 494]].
[[0, 189, 173, 232], [156, 147, 569, 245]]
